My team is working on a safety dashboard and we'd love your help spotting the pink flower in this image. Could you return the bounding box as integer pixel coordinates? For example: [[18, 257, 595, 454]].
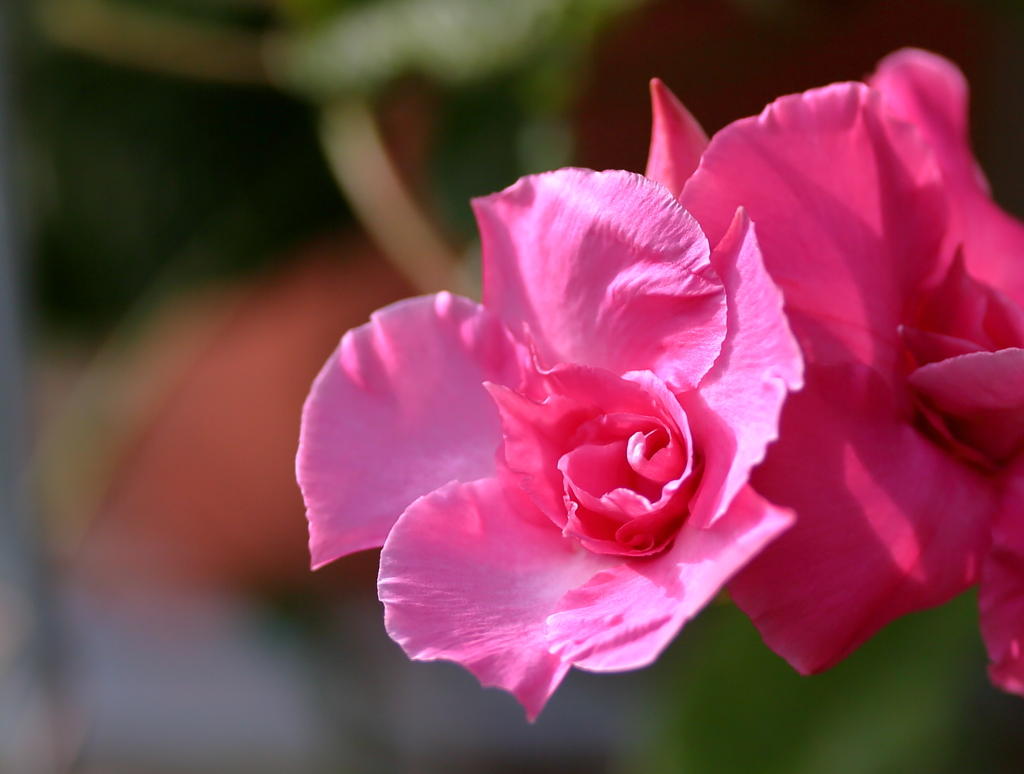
[[650, 49, 1024, 693], [297, 168, 802, 717]]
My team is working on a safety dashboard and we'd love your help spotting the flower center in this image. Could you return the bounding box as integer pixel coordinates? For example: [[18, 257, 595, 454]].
[[558, 411, 699, 557]]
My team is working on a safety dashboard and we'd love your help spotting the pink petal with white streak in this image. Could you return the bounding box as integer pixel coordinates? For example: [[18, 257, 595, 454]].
[[475, 168, 726, 390], [545, 485, 793, 672], [686, 208, 803, 528], [379, 477, 614, 720], [298, 293, 523, 568]]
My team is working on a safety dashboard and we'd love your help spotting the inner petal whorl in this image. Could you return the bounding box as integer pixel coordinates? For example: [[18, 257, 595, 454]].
[[627, 426, 681, 482], [559, 398, 700, 557]]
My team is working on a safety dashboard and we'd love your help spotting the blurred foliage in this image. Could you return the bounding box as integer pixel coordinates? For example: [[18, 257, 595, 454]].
[[638, 591, 1024, 774], [428, 77, 574, 238], [117, 0, 275, 29], [18, 0, 648, 334], [21, 51, 349, 335], [272, 0, 642, 99], [271, 0, 644, 240], [428, 80, 525, 238]]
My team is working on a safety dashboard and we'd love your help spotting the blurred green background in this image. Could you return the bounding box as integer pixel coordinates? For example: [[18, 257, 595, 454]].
[[4, 0, 1024, 771]]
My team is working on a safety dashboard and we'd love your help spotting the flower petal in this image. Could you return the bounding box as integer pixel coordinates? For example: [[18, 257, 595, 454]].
[[869, 49, 977, 194], [488, 363, 695, 553], [980, 458, 1024, 696], [545, 485, 793, 671], [908, 349, 1024, 462], [728, 363, 996, 674], [475, 168, 726, 390], [485, 382, 587, 526], [687, 207, 803, 528], [869, 48, 1024, 307], [645, 78, 709, 199], [900, 326, 986, 365], [681, 81, 947, 378], [378, 477, 614, 720], [907, 250, 1024, 358], [297, 293, 523, 568], [909, 349, 1024, 414]]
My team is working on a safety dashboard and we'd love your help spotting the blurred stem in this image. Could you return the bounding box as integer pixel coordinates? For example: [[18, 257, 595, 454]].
[[38, 0, 481, 298], [320, 100, 474, 298], [36, 0, 268, 85]]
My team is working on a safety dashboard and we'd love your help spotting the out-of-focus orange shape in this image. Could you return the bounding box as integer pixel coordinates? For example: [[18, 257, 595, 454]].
[[68, 233, 411, 596]]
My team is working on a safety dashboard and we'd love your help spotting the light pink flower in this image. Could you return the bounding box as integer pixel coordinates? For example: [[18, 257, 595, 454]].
[[297, 168, 802, 717], [650, 49, 1024, 692]]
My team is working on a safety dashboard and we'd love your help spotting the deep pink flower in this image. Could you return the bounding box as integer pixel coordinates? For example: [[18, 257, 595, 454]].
[[650, 49, 1024, 692], [297, 168, 802, 717]]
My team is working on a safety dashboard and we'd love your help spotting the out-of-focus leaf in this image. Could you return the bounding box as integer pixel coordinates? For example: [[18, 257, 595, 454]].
[[37, 0, 270, 85], [428, 80, 524, 237], [637, 592, 982, 774], [271, 0, 642, 99]]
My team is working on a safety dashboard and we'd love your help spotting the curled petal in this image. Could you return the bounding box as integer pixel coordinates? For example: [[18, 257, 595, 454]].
[[980, 459, 1024, 696], [911, 251, 1024, 354], [687, 208, 803, 527], [681, 81, 947, 378], [485, 382, 592, 526], [378, 477, 614, 720], [488, 364, 696, 556], [475, 168, 726, 390], [729, 364, 996, 674], [869, 49, 977, 194], [545, 485, 793, 672], [909, 349, 1024, 414], [298, 293, 523, 568], [870, 48, 1024, 306], [645, 78, 709, 199], [908, 349, 1024, 462], [487, 364, 682, 523], [901, 326, 985, 365]]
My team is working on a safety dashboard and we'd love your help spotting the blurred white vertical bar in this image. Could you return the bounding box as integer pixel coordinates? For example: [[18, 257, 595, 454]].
[[0, 9, 68, 774]]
